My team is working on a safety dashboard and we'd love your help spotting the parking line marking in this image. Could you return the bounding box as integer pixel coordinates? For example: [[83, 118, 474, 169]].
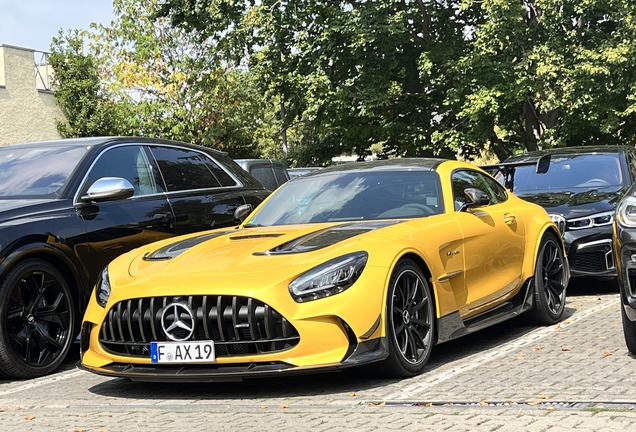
[[0, 369, 85, 397], [385, 297, 618, 400]]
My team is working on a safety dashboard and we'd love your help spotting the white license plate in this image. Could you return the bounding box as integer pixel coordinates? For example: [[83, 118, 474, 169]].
[[150, 341, 215, 364]]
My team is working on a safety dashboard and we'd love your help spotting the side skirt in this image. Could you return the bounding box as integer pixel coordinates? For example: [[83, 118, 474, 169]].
[[436, 277, 534, 344]]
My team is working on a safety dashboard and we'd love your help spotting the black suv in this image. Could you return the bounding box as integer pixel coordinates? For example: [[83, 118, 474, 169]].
[[485, 146, 636, 279], [0, 137, 269, 378]]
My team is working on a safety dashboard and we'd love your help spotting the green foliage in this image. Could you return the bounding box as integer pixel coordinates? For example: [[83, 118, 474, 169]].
[[49, 30, 129, 137], [52, 0, 636, 163]]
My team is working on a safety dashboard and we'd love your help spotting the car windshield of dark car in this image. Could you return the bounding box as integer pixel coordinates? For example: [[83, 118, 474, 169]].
[[499, 154, 623, 194], [0, 145, 89, 198], [246, 171, 443, 226]]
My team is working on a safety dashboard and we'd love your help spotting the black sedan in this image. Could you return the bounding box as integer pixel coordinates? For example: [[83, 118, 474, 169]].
[[485, 146, 635, 279], [0, 137, 269, 378]]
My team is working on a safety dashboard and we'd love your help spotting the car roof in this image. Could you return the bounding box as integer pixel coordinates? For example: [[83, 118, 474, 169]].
[[505, 145, 633, 163], [5, 136, 228, 157], [301, 158, 446, 177]]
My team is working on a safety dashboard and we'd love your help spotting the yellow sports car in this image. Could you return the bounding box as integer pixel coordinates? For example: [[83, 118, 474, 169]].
[[79, 159, 569, 381]]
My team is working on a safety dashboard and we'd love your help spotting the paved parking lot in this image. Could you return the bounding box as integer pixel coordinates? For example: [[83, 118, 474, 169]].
[[0, 280, 634, 431]]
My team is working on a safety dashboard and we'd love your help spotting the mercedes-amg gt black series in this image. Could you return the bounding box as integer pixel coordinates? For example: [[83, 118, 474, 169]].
[[0, 137, 269, 378], [485, 146, 636, 280]]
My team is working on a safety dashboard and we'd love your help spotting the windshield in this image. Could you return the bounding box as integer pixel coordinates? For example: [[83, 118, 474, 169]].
[[498, 154, 624, 194], [246, 171, 444, 226], [0, 145, 89, 198]]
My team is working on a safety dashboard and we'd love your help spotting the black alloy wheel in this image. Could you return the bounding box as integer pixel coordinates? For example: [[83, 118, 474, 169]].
[[0, 259, 75, 378], [377, 259, 434, 377], [528, 233, 567, 325]]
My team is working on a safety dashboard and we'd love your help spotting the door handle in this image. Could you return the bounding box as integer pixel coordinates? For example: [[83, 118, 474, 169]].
[[152, 212, 173, 223], [503, 213, 516, 225]]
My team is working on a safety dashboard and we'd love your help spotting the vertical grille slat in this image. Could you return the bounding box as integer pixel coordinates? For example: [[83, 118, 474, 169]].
[[149, 297, 158, 341], [99, 295, 300, 358], [202, 296, 211, 340], [232, 297, 241, 340], [217, 296, 227, 342], [138, 298, 147, 343]]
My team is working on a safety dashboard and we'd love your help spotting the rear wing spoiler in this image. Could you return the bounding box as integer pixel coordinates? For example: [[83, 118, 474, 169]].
[[481, 154, 552, 175]]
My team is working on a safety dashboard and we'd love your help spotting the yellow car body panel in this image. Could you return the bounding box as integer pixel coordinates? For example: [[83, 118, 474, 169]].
[[80, 159, 569, 381]]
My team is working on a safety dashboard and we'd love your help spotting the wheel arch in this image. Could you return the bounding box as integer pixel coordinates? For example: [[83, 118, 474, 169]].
[[532, 225, 566, 273], [0, 243, 88, 316], [389, 252, 439, 343]]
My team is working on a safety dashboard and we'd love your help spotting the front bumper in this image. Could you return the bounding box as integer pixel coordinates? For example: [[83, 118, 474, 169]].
[[79, 337, 388, 382], [563, 226, 615, 277]]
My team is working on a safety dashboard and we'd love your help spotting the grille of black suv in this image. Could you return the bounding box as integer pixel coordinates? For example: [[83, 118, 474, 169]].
[[99, 296, 300, 358], [572, 250, 608, 273]]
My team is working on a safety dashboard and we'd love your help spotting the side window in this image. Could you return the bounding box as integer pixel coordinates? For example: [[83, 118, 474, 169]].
[[203, 156, 238, 187], [149, 146, 222, 191], [83, 145, 162, 196], [250, 166, 278, 191], [451, 170, 507, 211], [628, 152, 636, 184], [273, 167, 289, 187]]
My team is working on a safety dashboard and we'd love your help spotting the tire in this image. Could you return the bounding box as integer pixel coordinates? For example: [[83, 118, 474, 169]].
[[0, 259, 75, 378], [621, 303, 636, 355], [528, 233, 567, 325], [375, 259, 435, 378]]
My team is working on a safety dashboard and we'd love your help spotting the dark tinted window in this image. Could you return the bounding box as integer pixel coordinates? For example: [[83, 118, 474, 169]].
[[204, 157, 238, 187], [274, 167, 289, 186], [0, 145, 88, 198], [150, 146, 222, 191], [84, 145, 161, 196], [250, 166, 278, 191], [499, 153, 624, 193], [452, 170, 507, 211]]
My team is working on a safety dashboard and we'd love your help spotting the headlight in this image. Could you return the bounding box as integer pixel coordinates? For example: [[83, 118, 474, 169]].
[[96, 266, 111, 308], [567, 211, 615, 230], [289, 252, 368, 303], [617, 196, 636, 228]]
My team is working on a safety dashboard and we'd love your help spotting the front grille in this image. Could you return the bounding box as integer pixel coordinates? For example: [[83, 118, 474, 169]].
[[572, 250, 608, 273], [99, 296, 300, 358]]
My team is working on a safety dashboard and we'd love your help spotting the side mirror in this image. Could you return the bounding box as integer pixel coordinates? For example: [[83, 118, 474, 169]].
[[80, 177, 135, 203], [460, 188, 490, 212], [234, 203, 254, 224]]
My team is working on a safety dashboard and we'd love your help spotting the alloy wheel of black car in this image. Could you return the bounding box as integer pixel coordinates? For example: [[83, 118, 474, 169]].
[[529, 233, 567, 325], [378, 259, 434, 377], [0, 259, 75, 378]]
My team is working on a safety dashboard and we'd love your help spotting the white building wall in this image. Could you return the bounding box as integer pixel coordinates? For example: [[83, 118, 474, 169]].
[[0, 45, 64, 146]]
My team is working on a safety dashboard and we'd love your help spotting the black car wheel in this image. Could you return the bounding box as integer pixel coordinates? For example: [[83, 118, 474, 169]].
[[621, 303, 636, 355], [0, 259, 75, 378], [528, 233, 567, 325], [377, 259, 434, 377]]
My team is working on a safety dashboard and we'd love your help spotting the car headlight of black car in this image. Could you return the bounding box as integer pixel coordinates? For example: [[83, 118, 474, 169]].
[[617, 196, 636, 228], [567, 211, 615, 230], [96, 266, 111, 308], [289, 252, 368, 303]]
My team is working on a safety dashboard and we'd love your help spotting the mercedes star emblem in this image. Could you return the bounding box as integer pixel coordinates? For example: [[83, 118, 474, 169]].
[[161, 302, 195, 341]]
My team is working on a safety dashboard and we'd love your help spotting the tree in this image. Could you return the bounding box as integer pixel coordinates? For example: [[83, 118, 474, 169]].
[[49, 30, 129, 137]]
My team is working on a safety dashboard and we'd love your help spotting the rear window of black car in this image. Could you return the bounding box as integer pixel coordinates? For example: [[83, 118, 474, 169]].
[[0, 145, 88, 198]]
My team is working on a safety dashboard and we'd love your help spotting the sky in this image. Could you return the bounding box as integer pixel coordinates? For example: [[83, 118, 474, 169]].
[[0, 0, 115, 52]]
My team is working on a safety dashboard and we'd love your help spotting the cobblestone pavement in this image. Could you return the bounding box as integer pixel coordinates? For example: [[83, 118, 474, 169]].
[[0, 280, 635, 431]]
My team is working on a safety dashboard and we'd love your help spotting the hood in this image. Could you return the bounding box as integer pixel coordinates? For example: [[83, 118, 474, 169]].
[[516, 186, 626, 219], [126, 220, 405, 280], [0, 198, 61, 225]]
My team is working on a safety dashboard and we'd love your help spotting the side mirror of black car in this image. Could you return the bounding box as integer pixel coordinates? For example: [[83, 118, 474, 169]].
[[536, 154, 551, 174], [80, 177, 135, 203], [234, 204, 254, 224], [460, 188, 490, 212]]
